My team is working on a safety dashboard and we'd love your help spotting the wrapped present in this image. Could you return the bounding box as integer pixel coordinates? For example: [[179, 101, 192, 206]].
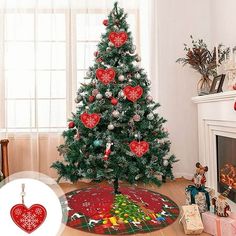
[[185, 185, 215, 213], [180, 204, 204, 235], [202, 211, 236, 236]]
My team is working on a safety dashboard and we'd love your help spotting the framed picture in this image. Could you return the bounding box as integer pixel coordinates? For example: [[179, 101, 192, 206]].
[[209, 74, 225, 94]]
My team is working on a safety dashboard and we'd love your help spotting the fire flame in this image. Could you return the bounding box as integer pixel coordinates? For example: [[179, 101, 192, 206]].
[[220, 163, 236, 188]]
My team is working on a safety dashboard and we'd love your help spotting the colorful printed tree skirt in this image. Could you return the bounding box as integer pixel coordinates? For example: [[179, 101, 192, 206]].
[[61, 186, 179, 235]]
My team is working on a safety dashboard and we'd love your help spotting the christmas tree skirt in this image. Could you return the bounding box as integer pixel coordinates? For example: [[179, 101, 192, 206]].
[[61, 186, 179, 235]]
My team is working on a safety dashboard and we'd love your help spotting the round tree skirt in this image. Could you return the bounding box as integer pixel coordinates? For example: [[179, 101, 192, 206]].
[[61, 186, 179, 235]]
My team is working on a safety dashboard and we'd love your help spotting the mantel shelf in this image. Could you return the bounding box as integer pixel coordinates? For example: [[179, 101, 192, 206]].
[[192, 90, 236, 104]]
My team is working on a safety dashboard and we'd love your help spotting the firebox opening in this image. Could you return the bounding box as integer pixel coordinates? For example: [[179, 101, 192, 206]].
[[217, 135, 236, 203]]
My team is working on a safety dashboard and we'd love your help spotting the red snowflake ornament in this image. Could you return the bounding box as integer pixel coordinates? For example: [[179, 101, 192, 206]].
[[108, 32, 128, 48], [123, 85, 143, 102], [96, 68, 116, 85], [129, 140, 149, 157], [10, 204, 47, 234], [80, 113, 101, 129]]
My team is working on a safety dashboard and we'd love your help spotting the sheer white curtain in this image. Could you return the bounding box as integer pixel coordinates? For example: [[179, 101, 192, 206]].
[[0, 0, 156, 178]]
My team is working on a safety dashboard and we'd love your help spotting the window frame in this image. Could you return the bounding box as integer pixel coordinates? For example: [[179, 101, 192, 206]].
[[0, 8, 140, 132]]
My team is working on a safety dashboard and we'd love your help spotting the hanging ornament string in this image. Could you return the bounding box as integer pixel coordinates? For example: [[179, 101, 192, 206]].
[[21, 183, 25, 205]]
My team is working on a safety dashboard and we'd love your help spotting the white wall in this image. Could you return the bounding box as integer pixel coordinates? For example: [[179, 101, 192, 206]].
[[211, 0, 236, 46], [155, 0, 212, 178]]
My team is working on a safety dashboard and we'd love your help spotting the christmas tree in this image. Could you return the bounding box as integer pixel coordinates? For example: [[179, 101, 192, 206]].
[[52, 2, 177, 194]]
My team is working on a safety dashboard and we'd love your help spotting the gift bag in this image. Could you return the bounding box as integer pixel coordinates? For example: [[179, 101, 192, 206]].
[[202, 211, 236, 236], [180, 204, 204, 235], [185, 185, 215, 213]]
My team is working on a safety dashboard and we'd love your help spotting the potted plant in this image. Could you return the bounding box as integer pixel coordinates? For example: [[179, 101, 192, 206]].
[[177, 35, 229, 95]]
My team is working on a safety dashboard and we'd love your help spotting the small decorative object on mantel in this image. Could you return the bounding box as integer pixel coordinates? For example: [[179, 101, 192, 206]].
[[180, 204, 204, 235], [202, 211, 236, 236], [185, 162, 215, 213], [209, 74, 226, 94], [223, 46, 236, 90], [176, 35, 229, 96]]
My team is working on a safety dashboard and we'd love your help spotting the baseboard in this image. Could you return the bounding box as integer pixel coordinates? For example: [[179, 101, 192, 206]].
[[174, 172, 193, 180]]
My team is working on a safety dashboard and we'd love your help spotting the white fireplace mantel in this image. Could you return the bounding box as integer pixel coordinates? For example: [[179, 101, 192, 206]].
[[192, 90, 236, 209]]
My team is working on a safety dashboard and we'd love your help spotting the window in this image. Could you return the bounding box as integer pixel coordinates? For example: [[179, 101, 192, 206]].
[[1, 9, 139, 132]]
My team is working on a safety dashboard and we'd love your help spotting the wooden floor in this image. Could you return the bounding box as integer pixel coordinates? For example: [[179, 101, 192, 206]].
[[60, 179, 210, 236]]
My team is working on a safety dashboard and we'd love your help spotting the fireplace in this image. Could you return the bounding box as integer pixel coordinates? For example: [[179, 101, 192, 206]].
[[217, 135, 236, 203]]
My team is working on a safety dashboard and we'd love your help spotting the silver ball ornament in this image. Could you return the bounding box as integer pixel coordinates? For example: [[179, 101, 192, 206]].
[[163, 160, 169, 166], [135, 73, 141, 79], [106, 47, 111, 52], [118, 75, 125, 82], [118, 90, 125, 97], [75, 95, 82, 103], [112, 110, 120, 118], [96, 93, 103, 100], [133, 114, 141, 122], [105, 91, 112, 98], [146, 95, 153, 102], [108, 124, 114, 130], [147, 113, 154, 120], [129, 49, 135, 54], [92, 89, 99, 96], [86, 71, 92, 77], [136, 55, 141, 62], [113, 25, 119, 30], [127, 74, 132, 79]]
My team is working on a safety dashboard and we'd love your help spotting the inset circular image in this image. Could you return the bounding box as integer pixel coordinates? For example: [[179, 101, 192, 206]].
[[0, 171, 67, 236]]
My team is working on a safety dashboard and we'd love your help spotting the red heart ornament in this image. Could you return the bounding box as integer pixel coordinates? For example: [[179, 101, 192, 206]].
[[129, 141, 149, 157], [123, 85, 143, 102], [108, 32, 128, 47], [80, 113, 100, 129], [10, 204, 47, 234], [96, 68, 116, 85]]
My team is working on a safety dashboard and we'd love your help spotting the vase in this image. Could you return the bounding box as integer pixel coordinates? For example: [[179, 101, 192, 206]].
[[197, 76, 212, 96]]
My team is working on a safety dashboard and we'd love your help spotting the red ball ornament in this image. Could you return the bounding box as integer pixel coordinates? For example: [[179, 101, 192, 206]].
[[96, 58, 103, 63], [103, 19, 108, 26], [94, 51, 99, 57], [234, 101, 236, 111], [88, 95, 95, 102], [68, 121, 75, 129], [111, 98, 118, 105]]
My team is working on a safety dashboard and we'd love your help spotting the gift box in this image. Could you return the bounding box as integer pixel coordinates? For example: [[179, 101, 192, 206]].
[[180, 204, 204, 235], [185, 185, 215, 213], [202, 211, 236, 236]]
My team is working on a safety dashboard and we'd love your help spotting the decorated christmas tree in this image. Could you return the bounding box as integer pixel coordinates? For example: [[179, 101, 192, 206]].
[[52, 2, 177, 194]]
